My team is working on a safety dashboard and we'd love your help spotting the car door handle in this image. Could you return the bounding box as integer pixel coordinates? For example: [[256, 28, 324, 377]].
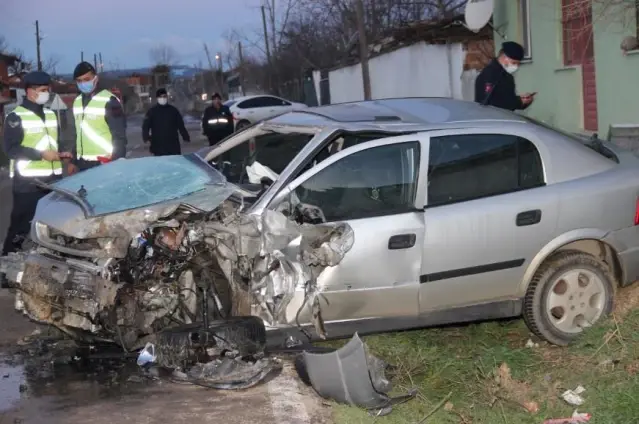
[[388, 234, 416, 250], [516, 209, 542, 226]]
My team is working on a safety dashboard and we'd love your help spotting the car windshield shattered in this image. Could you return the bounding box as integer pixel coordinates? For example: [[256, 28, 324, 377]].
[[52, 154, 227, 216]]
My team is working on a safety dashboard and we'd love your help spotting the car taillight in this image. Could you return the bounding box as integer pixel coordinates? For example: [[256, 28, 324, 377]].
[[635, 197, 639, 226], [233, 112, 239, 121]]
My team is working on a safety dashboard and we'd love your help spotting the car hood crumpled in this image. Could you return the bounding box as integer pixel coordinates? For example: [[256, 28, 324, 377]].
[[199, 209, 355, 336]]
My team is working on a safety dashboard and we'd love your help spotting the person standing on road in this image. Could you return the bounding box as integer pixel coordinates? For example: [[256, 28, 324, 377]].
[[201, 93, 234, 146], [68, 61, 127, 173], [474, 41, 535, 111], [142, 88, 190, 156], [1, 71, 72, 274]]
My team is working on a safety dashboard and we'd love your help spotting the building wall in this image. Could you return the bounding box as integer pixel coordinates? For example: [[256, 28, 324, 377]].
[[328, 41, 480, 104], [493, 0, 639, 137]]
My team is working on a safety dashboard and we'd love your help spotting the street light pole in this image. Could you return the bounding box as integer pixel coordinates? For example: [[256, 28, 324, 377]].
[[215, 53, 223, 95]]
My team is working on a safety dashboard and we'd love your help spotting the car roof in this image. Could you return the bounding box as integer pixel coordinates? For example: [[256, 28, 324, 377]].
[[266, 97, 527, 130], [229, 95, 281, 103]]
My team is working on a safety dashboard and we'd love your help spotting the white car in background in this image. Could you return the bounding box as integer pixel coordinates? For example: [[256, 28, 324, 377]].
[[225, 95, 307, 131]]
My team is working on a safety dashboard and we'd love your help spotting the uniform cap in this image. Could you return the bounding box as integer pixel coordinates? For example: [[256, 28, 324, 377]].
[[73, 61, 96, 79], [23, 71, 51, 88], [501, 41, 525, 61]]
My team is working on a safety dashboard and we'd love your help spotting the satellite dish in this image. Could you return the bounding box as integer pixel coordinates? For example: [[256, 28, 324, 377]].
[[464, 0, 494, 32]]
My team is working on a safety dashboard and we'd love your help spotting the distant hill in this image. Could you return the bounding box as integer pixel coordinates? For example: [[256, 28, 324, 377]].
[[58, 65, 202, 80]]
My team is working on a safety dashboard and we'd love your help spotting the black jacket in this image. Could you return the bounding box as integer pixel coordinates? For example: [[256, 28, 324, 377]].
[[202, 104, 234, 139], [474, 59, 531, 112], [66, 85, 128, 162], [2, 98, 66, 192], [142, 103, 190, 155]]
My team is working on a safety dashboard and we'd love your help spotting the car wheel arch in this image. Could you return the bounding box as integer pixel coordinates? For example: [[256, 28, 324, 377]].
[[519, 230, 624, 297]]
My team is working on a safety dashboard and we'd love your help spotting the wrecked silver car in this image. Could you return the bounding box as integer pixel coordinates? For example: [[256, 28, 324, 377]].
[[4, 97, 639, 354]]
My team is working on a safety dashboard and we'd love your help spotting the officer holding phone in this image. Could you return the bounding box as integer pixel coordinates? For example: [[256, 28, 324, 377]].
[[475, 41, 535, 111]]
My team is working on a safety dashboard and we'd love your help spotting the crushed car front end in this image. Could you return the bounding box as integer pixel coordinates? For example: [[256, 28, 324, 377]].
[[0, 152, 354, 351]]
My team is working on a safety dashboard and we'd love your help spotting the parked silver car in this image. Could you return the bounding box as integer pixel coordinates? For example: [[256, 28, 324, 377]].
[[3, 98, 639, 348]]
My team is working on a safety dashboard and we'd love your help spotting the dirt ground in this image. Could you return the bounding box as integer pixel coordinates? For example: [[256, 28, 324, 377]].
[[0, 119, 332, 424]]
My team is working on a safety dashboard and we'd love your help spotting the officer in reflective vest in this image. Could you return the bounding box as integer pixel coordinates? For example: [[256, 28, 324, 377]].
[[1, 71, 73, 265], [68, 61, 127, 172]]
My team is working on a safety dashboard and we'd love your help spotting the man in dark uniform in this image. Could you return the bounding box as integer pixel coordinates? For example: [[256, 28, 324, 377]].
[[68, 61, 128, 173], [1, 72, 73, 281], [142, 88, 190, 156], [201, 93, 234, 146], [474, 41, 535, 111]]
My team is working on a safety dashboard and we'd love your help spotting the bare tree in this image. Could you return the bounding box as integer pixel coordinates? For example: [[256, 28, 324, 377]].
[[42, 55, 61, 75], [149, 43, 179, 66]]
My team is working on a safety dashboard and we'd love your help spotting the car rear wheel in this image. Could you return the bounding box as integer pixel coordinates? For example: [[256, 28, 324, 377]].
[[235, 120, 251, 132], [523, 251, 615, 346]]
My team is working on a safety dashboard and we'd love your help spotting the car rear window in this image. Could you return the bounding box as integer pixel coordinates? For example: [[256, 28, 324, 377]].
[[521, 115, 619, 163]]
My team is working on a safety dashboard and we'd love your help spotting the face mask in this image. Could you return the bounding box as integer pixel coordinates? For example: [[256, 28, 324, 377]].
[[77, 77, 96, 94], [503, 63, 519, 74], [34, 92, 50, 105], [158, 98, 168, 105]]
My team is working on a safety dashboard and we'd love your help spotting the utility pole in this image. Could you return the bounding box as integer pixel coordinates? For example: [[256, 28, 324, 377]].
[[353, 0, 371, 100], [203, 43, 214, 69], [93, 53, 97, 71], [99, 53, 103, 72], [35, 20, 42, 71], [238, 41, 245, 96], [215, 52, 223, 94], [81, 51, 84, 62], [261, 5, 272, 92]]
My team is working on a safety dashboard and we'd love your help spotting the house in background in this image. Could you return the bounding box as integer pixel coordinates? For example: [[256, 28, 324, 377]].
[[493, 0, 639, 138], [313, 16, 494, 105]]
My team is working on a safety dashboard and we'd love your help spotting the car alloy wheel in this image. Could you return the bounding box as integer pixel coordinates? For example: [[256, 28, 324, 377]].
[[545, 268, 606, 334], [523, 251, 615, 346]]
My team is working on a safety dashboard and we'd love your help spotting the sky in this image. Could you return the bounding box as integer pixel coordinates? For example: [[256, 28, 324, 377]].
[[0, 0, 264, 74]]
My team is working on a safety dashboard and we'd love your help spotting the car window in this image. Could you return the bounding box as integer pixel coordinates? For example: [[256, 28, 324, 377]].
[[261, 96, 290, 107], [216, 132, 314, 184], [237, 97, 276, 108], [293, 142, 420, 222], [236, 99, 257, 109], [427, 134, 544, 207]]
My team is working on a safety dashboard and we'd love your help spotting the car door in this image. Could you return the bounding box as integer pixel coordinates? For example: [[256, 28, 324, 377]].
[[418, 128, 558, 313], [261, 96, 293, 118], [268, 134, 429, 325], [235, 98, 261, 123]]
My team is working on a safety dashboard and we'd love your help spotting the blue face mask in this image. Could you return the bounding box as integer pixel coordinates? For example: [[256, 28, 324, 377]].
[[77, 77, 96, 94]]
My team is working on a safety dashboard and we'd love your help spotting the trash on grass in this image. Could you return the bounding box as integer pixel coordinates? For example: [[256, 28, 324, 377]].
[[543, 410, 592, 423], [525, 339, 539, 348], [561, 385, 586, 406]]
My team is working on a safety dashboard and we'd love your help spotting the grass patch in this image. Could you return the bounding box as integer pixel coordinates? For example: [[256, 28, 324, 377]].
[[331, 305, 639, 423]]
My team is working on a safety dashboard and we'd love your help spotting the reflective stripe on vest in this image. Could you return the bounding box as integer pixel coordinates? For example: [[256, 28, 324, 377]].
[[73, 89, 117, 160], [9, 106, 62, 178]]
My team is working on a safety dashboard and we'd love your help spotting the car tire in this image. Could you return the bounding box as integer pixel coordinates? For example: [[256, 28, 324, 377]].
[[523, 251, 615, 346], [235, 120, 251, 132]]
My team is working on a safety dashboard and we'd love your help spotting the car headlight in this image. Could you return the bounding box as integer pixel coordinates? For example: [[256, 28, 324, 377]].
[[34, 221, 50, 241]]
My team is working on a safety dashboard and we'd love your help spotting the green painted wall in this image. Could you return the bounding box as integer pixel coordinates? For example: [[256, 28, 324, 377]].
[[493, 0, 639, 138]]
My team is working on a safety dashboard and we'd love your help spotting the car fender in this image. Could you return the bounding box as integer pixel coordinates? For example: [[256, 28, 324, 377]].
[[517, 228, 620, 297]]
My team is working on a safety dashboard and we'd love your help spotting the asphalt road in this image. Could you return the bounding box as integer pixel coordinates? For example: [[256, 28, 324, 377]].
[[0, 116, 331, 424]]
